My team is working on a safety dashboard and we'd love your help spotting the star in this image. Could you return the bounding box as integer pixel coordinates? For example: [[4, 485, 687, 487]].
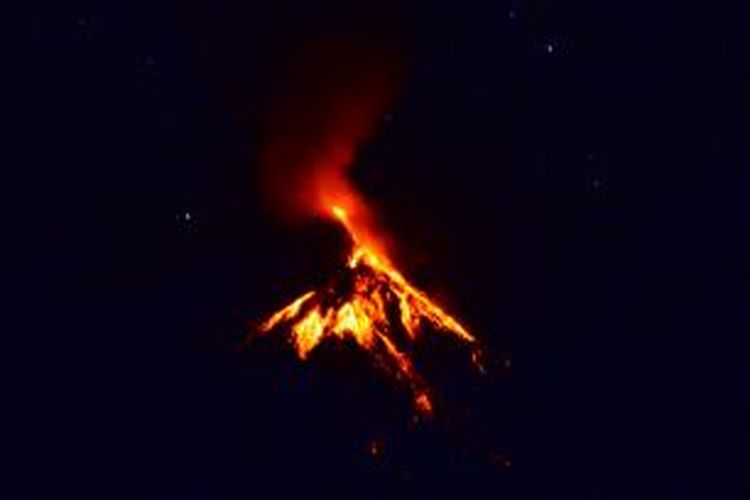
[[177, 211, 194, 224]]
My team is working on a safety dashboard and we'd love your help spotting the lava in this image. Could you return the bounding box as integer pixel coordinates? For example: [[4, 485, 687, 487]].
[[258, 205, 482, 415]]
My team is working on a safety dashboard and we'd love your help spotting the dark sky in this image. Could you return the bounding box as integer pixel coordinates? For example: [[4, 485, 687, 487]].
[[16, 1, 749, 498]]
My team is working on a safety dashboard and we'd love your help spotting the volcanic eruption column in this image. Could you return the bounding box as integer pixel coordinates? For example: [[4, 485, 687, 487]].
[[255, 41, 483, 415]]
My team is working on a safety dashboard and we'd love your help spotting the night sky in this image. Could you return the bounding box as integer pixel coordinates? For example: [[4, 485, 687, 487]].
[[17, 1, 749, 498]]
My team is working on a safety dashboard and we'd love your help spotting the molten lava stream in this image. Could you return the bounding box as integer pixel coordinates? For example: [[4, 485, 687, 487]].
[[258, 206, 482, 416]]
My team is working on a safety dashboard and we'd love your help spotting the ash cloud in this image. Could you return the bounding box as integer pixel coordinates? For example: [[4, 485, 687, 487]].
[[257, 37, 404, 230]]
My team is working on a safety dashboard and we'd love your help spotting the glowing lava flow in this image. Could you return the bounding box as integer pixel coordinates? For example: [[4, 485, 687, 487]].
[[258, 206, 481, 415]]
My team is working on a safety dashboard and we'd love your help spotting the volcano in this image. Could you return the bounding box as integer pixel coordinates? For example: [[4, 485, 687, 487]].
[[253, 40, 483, 416], [257, 205, 483, 415]]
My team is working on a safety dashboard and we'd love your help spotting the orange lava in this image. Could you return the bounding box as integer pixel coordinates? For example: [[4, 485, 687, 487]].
[[259, 206, 481, 415]]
